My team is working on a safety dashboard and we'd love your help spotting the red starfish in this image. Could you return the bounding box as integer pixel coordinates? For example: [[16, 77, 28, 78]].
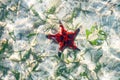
[[46, 21, 80, 52]]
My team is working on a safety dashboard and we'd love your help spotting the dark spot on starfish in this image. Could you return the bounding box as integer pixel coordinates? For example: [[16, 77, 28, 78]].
[[60, 35, 64, 41], [65, 40, 71, 46], [68, 34, 74, 39]]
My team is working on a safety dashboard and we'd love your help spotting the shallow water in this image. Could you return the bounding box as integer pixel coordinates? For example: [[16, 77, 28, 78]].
[[0, 0, 120, 80]]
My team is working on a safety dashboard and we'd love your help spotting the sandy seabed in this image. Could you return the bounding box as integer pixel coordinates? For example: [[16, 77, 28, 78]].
[[0, 0, 120, 80]]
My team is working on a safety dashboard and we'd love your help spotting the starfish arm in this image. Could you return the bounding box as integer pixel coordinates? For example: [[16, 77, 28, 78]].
[[46, 34, 56, 39], [59, 22, 66, 34], [74, 28, 80, 37], [59, 42, 65, 52], [69, 43, 80, 51], [58, 51, 62, 57]]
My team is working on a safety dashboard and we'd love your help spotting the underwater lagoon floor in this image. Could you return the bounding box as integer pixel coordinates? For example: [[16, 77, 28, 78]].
[[0, 0, 120, 80]]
